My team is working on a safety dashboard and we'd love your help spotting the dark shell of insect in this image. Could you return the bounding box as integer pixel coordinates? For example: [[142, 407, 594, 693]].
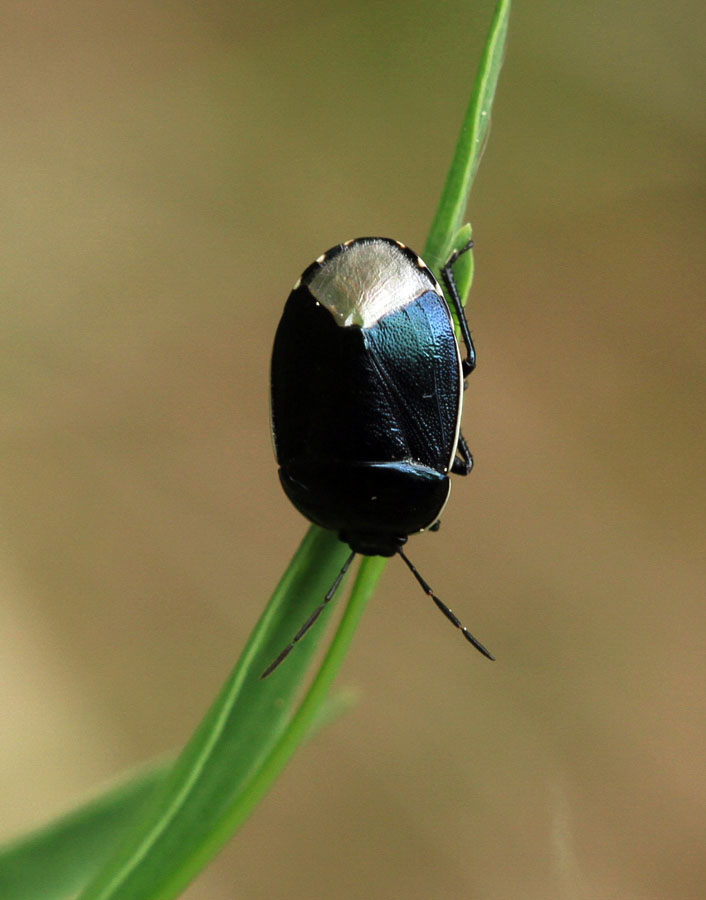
[[264, 236, 492, 678]]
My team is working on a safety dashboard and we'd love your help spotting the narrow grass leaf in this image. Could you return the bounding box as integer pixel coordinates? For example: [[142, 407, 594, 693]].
[[424, 0, 511, 273], [0, 763, 168, 900], [77, 527, 351, 900]]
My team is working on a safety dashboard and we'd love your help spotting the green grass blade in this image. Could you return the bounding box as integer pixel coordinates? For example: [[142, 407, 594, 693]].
[[424, 0, 511, 276], [0, 5, 510, 898], [0, 687, 355, 900], [0, 763, 169, 900], [76, 526, 352, 900], [155, 555, 383, 898]]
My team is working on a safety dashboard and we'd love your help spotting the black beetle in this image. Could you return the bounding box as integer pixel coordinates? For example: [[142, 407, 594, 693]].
[[264, 236, 492, 677]]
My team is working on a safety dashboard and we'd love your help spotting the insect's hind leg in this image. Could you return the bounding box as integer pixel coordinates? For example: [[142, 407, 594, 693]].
[[441, 240, 476, 378]]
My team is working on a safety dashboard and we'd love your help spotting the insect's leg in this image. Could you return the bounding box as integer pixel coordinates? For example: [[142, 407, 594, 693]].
[[451, 432, 473, 476], [441, 240, 476, 378], [260, 550, 356, 678]]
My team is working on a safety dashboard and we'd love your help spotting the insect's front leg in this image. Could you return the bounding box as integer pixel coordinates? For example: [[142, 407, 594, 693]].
[[441, 240, 476, 379]]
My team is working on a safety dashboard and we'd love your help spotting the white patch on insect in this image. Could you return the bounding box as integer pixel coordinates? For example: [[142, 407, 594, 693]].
[[343, 238, 355, 246], [292, 277, 301, 290], [394, 240, 405, 248], [308, 239, 435, 328], [416, 256, 426, 269], [316, 253, 326, 264]]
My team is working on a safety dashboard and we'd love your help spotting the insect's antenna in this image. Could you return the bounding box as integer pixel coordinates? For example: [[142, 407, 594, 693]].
[[397, 548, 495, 661], [260, 550, 356, 679]]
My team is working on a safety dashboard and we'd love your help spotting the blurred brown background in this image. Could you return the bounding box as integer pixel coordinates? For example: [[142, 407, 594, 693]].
[[1, 1, 704, 898]]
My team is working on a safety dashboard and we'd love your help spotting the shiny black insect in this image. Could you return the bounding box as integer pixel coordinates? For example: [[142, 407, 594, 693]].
[[264, 236, 493, 677]]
